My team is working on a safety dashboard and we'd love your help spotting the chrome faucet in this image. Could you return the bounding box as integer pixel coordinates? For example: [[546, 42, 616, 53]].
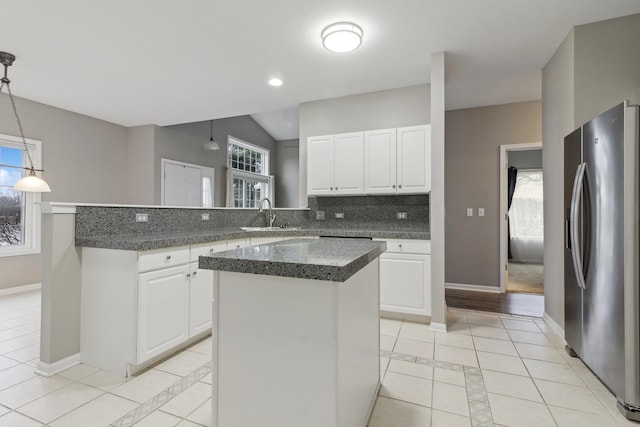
[[259, 197, 276, 227]]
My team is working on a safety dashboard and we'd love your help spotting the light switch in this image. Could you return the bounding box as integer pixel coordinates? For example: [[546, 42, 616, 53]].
[[478, 208, 485, 217], [466, 208, 473, 217]]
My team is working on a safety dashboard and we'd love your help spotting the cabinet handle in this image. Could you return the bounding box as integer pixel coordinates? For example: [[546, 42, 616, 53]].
[[335, 187, 338, 190], [236, 245, 241, 248], [398, 244, 403, 248], [398, 185, 402, 189], [330, 187, 333, 190], [192, 271, 198, 277], [209, 248, 215, 253], [165, 255, 172, 261], [392, 184, 396, 188], [186, 273, 191, 278]]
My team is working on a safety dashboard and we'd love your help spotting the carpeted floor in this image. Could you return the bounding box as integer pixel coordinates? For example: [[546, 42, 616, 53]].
[[507, 262, 544, 294]]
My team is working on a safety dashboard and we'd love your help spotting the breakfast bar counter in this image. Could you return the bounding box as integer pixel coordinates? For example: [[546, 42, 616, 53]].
[[200, 238, 386, 427]]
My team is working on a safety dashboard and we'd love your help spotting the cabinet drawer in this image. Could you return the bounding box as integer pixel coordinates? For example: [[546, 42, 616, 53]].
[[138, 247, 190, 273], [380, 239, 430, 255], [190, 241, 228, 262]]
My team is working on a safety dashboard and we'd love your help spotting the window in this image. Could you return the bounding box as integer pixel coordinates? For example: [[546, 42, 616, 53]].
[[509, 169, 544, 239], [0, 134, 42, 257], [227, 137, 273, 208]]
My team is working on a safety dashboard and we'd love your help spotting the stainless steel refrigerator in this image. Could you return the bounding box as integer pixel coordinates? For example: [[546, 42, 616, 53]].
[[564, 101, 640, 420]]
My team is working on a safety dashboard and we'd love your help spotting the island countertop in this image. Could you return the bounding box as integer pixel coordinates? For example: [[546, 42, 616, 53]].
[[199, 237, 387, 282]]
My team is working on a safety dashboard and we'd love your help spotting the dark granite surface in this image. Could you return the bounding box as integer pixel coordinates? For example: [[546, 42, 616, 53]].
[[198, 238, 387, 282], [75, 226, 429, 251]]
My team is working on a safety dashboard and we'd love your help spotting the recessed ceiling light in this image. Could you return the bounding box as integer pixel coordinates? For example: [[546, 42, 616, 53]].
[[321, 22, 363, 53], [268, 78, 283, 87]]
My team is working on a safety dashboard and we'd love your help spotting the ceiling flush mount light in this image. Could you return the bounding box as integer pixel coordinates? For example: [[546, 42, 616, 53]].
[[268, 78, 283, 87], [0, 51, 50, 192], [321, 22, 363, 53], [204, 120, 220, 150]]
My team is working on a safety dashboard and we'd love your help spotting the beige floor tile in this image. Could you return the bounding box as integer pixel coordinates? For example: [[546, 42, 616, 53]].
[[534, 378, 608, 416], [543, 332, 566, 349], [394, 338, 434, 359], [476, 351, 528, 376], [430, 409, 471, 427], [0, 335, 39, 355], [472, 336, 518, 356], [500, 318, 541, 332], [431, 381, 469, 417], [380, 318, 403, 337], [185, 398, 212, 426], [368, 396, 431, 427], [176, 420, 205, 427], [199, 373, 212, 385], [522, 358, 585, 386], [482, 369, 542, 402], [514, 342, 565, 363], [17, 382, 104, 424], [133, 410, 182, 426], [57, 364, 100, 382], [160, 382, 211, 418], [507, 330, 553, 346], [399, 322, 435, 343], [434, 345, 478, 367], [186, 338, 212, 356], [572, 365, 609, 393], [0, 329, 24, 342], [447, 310, 469, 324], [548, 405, 619, 427], [433, 367, 465, 387], [154, 351, 210, 377], [49, 393, 138, 427], [0, 375, 71, 409], [380, 371, 432, 407], [0, 355, 21, 371], [77, 369, 127, 391], [0, 364, 37, 392], [388, 359, 433, 380], [488, 393, 556, 427], [110, 369, 180, 403], [447, 321, 472, 335], [469, 325, 510, 340], [0, 405, 8, 417], [434, 332, 474, 349], [4, 344, 40, 363], [0, 411, 44, 427], [380, 335, 396, 351], [380, 357, 390, 371], [467, 313, 503, 328]]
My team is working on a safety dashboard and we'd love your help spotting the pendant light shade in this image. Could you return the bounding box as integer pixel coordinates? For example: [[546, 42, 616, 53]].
[[0, 51, 51, 192], [204, 120, 220, 150]]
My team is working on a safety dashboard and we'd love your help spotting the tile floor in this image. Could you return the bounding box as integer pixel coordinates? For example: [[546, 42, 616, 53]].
[[0, 289, 636, 426]]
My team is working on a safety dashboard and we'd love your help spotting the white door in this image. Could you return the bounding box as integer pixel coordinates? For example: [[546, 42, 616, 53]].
[[379, 253, 430, 316], [137, 265, 190, 363], [189, 262, 213, 337], [164, 162, 202, 206], [364, 128, 397, 194], [397, 125, 431, 193], [307, 135, 335, 195], [333, 132, 364, 194]]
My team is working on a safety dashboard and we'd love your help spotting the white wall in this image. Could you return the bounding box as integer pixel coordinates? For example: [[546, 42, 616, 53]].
[[298, 84, 431, 205]]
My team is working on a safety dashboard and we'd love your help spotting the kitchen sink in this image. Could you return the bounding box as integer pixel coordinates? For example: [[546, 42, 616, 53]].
[[239, 227, 301, 232]]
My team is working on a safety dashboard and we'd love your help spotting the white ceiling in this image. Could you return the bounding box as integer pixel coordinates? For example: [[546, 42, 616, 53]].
[[2, 1, 640, 134]]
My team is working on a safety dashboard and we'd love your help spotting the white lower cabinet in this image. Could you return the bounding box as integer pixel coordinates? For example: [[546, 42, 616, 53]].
[[377, 239, 431, 320], [188, 262, 214, 337]]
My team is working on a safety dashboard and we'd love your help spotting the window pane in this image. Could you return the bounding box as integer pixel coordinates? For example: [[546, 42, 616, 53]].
[[0, 191, 25, 246]]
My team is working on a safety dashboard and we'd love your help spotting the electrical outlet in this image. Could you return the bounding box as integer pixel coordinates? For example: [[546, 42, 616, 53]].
[[201, 213, 210, 221], [478, 208, 485, 217], [316, 210, 325, 220], [466, 208, 473, 217], [397, 212, 408, 220], [135, 213, 149, 223], [335, 212, 344, 219]]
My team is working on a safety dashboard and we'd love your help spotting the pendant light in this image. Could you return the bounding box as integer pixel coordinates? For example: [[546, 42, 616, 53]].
[[204, 120, 220, 150], [0, 51, 51, 192]]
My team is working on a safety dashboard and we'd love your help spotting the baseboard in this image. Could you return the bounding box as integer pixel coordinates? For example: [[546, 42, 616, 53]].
[[380, 310, 430, 324], [35, 353, 81, 377], [0, 282, 42, 297], [543, 312, 565, 340], [445, 282, 502, 293], [429, 322, 447, 333]]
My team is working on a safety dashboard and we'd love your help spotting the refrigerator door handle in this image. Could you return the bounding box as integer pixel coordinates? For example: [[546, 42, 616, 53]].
[[570, 162, 587, 289]]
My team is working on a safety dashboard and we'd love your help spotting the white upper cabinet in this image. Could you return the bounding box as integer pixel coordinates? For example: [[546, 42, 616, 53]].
[[364, 128, 397, 194], [397, 125, 431, 193], [307, 132, 364, 195]]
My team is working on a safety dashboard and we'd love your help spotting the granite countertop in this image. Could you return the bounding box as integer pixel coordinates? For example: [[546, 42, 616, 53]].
[[75, 226, 429, 251], [199, 238, 387, 282]]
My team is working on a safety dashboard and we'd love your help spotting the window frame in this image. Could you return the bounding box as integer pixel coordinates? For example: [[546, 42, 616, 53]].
[[227, 136, 273, 208], [0, 133, 43, 258]]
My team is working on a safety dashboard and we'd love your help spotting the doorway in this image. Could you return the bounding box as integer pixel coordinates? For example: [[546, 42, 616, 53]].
[[499, 144, 544, 295]]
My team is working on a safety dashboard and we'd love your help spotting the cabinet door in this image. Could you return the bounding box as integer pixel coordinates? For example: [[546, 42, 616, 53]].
[[137, 265, 190, 363], [397, 125, 431, 193], [364, 129, 397, 194], [333, 132, 364, 194], [380, 253, 431, 316], [189, 262, 213, 337], [307, 135, 335, 195]]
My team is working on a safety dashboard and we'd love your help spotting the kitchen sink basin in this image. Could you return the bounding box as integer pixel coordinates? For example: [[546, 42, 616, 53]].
[[239, 226, 301, 232]]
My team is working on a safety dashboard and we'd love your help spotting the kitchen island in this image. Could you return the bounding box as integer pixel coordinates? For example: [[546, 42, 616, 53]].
[[199, 237, 386, 427]]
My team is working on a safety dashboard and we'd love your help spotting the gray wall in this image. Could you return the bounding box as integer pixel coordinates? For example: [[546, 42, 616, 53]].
[[0, 94, 128, 290], [126, 125, 155, 205], [508, 149, 542, 169], [299, 84, 431, 206], [445, 101, 542, 288], [542, 14, 640, 330], [275, 139, 299, 208]]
